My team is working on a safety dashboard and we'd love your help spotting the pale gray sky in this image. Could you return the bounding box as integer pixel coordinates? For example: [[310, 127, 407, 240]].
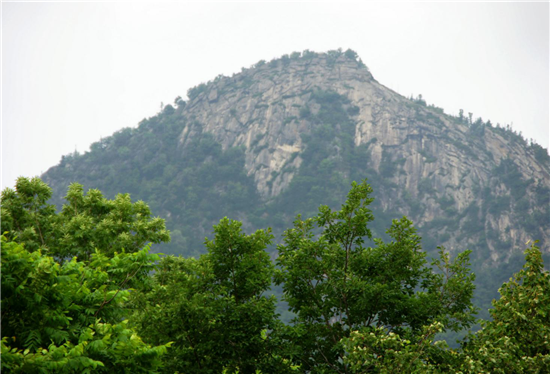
[[2, 2, 549, 190]]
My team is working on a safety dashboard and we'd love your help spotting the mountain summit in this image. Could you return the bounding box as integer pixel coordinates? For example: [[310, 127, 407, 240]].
[[43, 49, 549, 304]]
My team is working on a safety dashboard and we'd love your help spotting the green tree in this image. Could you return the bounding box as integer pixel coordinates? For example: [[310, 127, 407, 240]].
[[131, 218, 294, 374], [340, 242, 550, 374], [1, 178, 171, 372], [459, 242, 550, 373], [342, 321, 449, 373], [7, 176, 546, 373], [1, 177, 170, 262], [0, 177, 57, 253], [0, 237, 170, 373], [274, 180, 476, 373]]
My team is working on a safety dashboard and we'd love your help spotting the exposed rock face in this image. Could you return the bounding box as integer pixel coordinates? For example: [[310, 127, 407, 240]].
[[41, 50, 549, 268], [178, 51, 549, 262]]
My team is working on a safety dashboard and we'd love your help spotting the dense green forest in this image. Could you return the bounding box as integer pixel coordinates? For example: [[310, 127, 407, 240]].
[[2, 177, 549, 373]]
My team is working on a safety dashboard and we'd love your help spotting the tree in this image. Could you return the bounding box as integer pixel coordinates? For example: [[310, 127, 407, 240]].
[[6, 177, 543, 373], [130, 218, 295, 374], [0, 236, 170, 373], [341, 321, 449, 373], [274, 180, 476, 373], [341, 242, 550, 374], [459, 242, 550, 373], [1, 177, 57, 253], [1, 177, 170, 262], [1, 178, 171, 372]]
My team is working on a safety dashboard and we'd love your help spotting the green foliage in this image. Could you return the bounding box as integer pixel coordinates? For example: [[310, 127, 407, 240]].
[[187, 83, 207, 101], [342, 322, 450, 373], [530, 142, 550, 168], [1, 177, 169, 262], [2, 177, 547, 373], [486, 158, 548, 246], [418, 177, 436, 198], [274, 180, 477, 373], [344, 48, 359, 61], [162, 104, 175, 115], [0, 177, 57, 253], [130, 219, 293, 374], [1, 236, 170, 373], [493, 158, 532, 201], [44, 114, 259, 256], [301, 49, 318, 59], [411, 93, 427, 107], [460, 242, 550, 373], [326, 49, 343, 66], [206, 219, 274, 303], [290, 51, 301, 60], [338, 242, 550, 374], [1, 177, 171, 372]]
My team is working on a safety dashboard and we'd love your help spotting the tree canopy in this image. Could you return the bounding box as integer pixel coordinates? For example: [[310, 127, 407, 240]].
[[2, 177, 548, 373], [1, 177, 169, 261], [1, 177, 171, 373]]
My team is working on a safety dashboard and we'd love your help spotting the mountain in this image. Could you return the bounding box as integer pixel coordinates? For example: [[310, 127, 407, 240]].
[[42, 49, 550, 316]]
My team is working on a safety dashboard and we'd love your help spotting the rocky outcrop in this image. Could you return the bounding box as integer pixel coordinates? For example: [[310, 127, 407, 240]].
[[41, 50, 549, 265], [177, 51, 549, 262]]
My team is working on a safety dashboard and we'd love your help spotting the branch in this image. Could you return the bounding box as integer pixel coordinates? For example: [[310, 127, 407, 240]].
[[94, 262, 144, 317]]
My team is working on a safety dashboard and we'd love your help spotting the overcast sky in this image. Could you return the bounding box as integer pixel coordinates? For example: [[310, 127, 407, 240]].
[[2, 1, 549, 190]]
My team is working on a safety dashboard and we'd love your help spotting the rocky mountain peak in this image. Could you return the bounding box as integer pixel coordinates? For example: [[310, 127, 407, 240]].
[[174, 49, 549, 262], [178, 50, 375, 198], [42, 49, 549, 270]]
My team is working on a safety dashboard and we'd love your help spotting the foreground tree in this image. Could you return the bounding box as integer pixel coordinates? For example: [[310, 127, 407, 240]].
[[1, 177, 170, 261], [1, 178, 171, 373], [1, 236, 170, 373], [5, 177, 546, 373], [341, 321, 449, 373], [339, 241, 550, 374], [274, 180, 477, 373], [130, 218, 294, 374], [458, 242, 550, 373]]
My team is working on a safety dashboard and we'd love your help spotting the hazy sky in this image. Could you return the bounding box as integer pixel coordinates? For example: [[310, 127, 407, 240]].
[[2, 2, 549, 190]]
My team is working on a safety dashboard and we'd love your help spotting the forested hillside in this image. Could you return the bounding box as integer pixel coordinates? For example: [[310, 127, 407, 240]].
[[41, 50, 550, 320]]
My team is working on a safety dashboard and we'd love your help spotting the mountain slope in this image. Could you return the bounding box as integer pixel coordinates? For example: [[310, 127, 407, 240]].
[[176, 50, 549, 265], [42, 49, 550, 316]]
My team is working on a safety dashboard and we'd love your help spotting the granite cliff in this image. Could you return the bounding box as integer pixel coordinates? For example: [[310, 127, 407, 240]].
[[43, 50, 549, 295], [175, 50, 549, 263]]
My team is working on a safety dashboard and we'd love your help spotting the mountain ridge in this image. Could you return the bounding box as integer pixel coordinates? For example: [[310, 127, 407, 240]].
[[171, 49, 549, 261], [42, 49, 549, 273]]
